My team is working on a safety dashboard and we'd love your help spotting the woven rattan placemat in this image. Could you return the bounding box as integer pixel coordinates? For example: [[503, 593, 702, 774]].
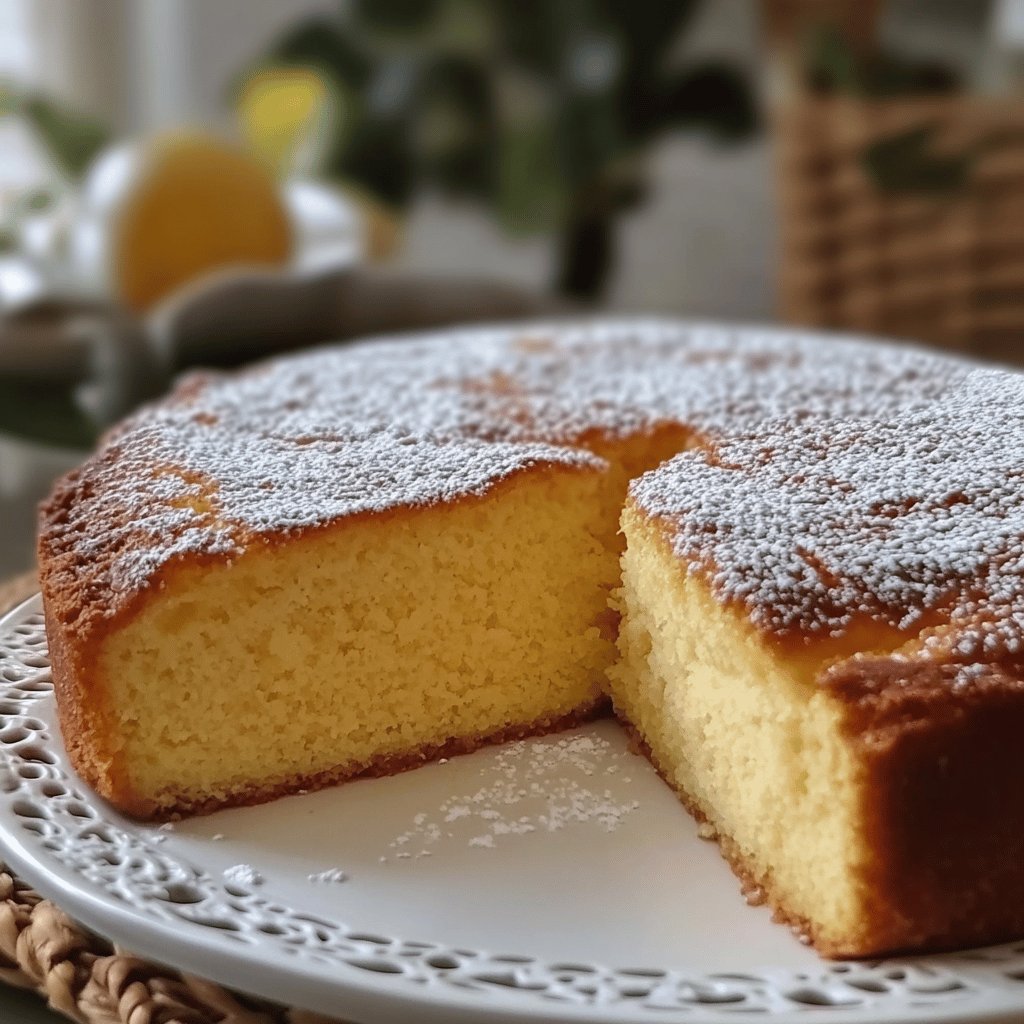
[[0, 571, 343, 1024]]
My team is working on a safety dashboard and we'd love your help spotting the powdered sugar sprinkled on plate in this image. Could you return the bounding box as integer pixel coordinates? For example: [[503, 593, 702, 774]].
[[307, 868, 348, 884], [385, 730, 642, 857], [223, 863, 264, 888]]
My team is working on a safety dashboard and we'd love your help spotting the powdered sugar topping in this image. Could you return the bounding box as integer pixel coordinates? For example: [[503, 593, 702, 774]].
[[631, 368, 1024, 662], [41, 318, 969, 624]]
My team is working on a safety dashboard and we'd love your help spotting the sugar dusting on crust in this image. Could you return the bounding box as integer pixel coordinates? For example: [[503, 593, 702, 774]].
[[630, 368, 1024, 664], [39, 318, 967, 633]]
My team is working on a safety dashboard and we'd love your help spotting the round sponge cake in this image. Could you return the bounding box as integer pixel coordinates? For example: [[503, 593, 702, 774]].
[[37, 319, 1024, 958]]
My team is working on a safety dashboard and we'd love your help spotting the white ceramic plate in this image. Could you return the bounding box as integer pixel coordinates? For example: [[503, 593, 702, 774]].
[[1, 597, 1024, 1024]]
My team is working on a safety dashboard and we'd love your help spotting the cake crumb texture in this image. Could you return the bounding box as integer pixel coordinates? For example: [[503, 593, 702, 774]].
[[85, 464, 621, 816]]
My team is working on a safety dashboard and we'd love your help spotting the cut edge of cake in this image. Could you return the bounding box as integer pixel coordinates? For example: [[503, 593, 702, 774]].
[[44, 459, 618, 817], [610, 498, 1024, 957]]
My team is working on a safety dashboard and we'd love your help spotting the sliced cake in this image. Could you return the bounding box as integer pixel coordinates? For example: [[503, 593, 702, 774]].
[[611, 371, 1024, 955], [37, 319, 1024, 957]]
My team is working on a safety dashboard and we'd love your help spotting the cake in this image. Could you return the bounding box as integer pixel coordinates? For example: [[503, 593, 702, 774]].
[[37, 319, 1024, 958], [612, 368, 1024, 956]]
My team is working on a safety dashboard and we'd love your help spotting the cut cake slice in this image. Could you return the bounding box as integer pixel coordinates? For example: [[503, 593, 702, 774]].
[[610, 377, 1024, 956]]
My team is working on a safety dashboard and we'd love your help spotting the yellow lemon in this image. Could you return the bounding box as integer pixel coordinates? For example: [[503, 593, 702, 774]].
[[237, 66, 333, 176], [76, 132, 292, 312]]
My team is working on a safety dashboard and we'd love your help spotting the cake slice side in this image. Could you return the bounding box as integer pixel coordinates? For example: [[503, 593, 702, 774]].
[[611, 503, 1024, 957], [44, 460, 621, 819], [609, 507, 874, 954]]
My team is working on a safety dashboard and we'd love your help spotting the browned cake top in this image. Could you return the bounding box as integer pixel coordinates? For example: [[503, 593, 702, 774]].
[[40, 319, 970, 638], [631, 367, 1024, 671]]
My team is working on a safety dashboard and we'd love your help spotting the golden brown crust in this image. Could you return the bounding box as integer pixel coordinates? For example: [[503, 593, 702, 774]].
[[38, 515, 122, 808], [130, 699, 609, 821], [828, 657, 1024, 956], [39, 465, 152, 812]]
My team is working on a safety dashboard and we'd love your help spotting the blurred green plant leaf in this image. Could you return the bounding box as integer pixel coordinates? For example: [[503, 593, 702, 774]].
[[265, 17, 372, 90], [602, 0, 699, 81], [0, 81, 17, 117], [23, 97, 110, 178], [351, 0, 443, 35], [425, 53, 491, 119], [0, 81, 110, 180], [0, 381, 96, 449], [805, 23, 960, 98], [492, 0, 577, 78], [559, 91, 621, 187], [496, 117, 566, 235], [328, 72, 418, 208], [417, 54, 495, 199], [652, 64, 758, 142], [429, 0, 494, 58], [805, 24, 863, 95]]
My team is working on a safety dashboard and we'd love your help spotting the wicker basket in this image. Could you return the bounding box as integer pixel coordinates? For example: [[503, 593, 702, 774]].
[[775, 94, 1024, 363]]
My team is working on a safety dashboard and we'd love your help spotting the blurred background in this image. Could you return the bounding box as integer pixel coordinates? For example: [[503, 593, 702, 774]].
[[0, 0, 1023, 579]]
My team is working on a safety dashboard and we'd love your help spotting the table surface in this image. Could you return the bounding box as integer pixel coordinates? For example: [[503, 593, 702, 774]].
[[0, 573, 63, 1023]]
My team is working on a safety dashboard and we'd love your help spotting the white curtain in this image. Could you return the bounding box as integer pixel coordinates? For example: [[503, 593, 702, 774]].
[[0, 0, 49, 191], [11, 0, 336, 135]]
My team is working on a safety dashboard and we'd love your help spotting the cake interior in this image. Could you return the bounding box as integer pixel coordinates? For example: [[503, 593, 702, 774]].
[[93, 462, 611, 815], [607, 507, 919, 955], [83, 427, 693, 816]]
